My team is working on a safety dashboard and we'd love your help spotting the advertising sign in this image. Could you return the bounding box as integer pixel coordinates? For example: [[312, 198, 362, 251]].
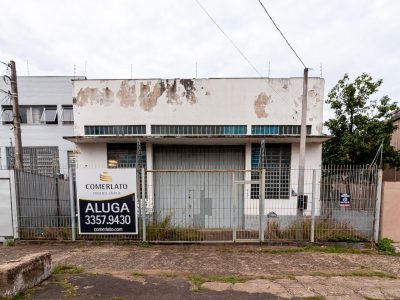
[[76, 168, 137, 234], [339, 192, 351, 208]]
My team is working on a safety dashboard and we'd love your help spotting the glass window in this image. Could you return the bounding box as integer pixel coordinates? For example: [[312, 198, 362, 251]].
[[107, 143, 146, 168], [61, 106, 73, 123], [251, 125, 311, 135], [151, 125, 247, 135], [251, 144, 291, 199], [84, 125, 146, 135], [40, 107, 58, 124], [1, 108, 13, 123]]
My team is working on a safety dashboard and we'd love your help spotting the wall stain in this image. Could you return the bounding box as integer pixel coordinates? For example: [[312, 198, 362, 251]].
[[139, 81, 164, 111], [180, 79, 197, 104], [254, 92, 271, 118], [316, 123, 323, 134], [166, 79, 181, 105], [76, 87, 114, 107], [117, 80, 136, 107]]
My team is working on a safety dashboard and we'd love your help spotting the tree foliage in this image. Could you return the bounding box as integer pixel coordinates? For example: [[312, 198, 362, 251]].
[[323, 73, 400, 166]]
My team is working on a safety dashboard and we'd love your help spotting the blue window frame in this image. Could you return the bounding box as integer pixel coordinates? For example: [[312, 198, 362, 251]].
[[252, 125, 311, 135], [251, 144, 291, 199]]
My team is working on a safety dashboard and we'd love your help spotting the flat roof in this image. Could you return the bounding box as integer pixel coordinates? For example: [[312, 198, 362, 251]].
[[71, 77, 324, 82], [64, 135, 330, 144]]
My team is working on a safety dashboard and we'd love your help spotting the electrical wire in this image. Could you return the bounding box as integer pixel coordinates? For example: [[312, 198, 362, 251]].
[[194, 0, 299, 116], [0, 94, 10, 105], [257, 0, 307, 68]]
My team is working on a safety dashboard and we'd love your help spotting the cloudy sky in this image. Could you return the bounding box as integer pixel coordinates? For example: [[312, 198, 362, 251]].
[[1, 0, 399, 121]]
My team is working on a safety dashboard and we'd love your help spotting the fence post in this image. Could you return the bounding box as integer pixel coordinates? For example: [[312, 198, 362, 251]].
[[68, 165, 76, 241], [55, 177, 61, 228], [141, 167, 146, 242], [310, 169, 316, 243], [259, 168, 265, 242], [232, 173, 236, 242], [374, 169, 383, 243]]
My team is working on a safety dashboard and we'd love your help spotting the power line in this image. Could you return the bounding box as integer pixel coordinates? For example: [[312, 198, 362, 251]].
[[1, 94, 10, 105], [195, 0, 262, 77], [257, 0, 307, 69], [194, 0, 298, 116]]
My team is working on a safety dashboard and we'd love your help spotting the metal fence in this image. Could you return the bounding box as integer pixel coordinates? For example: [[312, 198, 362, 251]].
[[142, 166, 380, 243], [15, 169, 72, 239], [12, 165, 381, 243]]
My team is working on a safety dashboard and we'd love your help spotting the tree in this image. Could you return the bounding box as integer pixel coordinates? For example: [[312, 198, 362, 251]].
[[323, 73, 400, 166]]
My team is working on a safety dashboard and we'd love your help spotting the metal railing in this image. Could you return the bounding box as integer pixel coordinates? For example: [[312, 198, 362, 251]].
[[12, 165, 380, 243]]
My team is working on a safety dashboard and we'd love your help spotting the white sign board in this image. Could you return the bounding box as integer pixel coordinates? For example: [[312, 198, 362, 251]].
[[76, 168, 137, 235]]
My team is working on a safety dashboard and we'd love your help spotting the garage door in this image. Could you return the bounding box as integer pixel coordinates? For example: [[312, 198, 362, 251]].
[[153, 145, 245, 229]]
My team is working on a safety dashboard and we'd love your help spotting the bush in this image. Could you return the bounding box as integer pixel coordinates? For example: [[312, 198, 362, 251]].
[[377, 238, 394, 253], [146, 216, 202, 241], [264, 218, 368, 242]]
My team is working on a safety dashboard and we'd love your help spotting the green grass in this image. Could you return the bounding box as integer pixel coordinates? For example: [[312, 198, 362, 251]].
[[138, 241, 152, 248], [131, 271, 146, 277], [260, 248, 305, 254], [348, 270, 397, 279], [310, 270, 396, 279], [11, 288, 36, 300], [113, 240, 132, 246], [248, 245, 374, 255], [52, 264, 84, 275], [304, 297, 325, 300], [4, 238, 15, 247], [57, 279, 76, 297], [188, 274, 255, 290]]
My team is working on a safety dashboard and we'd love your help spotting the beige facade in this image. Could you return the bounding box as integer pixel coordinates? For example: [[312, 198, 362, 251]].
[[380, 182, 400, 242], [391, 118, 400, 151]]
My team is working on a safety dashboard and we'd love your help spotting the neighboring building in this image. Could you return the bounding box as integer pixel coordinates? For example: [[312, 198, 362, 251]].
[[391, 110, 400, 151], [66, 77, 328, 228], [0, 76, 83, 176]]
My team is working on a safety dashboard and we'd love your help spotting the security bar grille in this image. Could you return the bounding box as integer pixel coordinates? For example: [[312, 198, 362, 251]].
[[251, 143, 291, 199]]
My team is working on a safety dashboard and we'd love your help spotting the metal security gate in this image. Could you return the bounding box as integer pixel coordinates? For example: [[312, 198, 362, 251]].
[[232, 172, 262, 242], [152, 145, 245, 230]]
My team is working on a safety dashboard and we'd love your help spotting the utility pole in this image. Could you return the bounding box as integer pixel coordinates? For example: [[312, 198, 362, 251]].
[[296, 67, 308, 239], [9, 60, 23, 170]]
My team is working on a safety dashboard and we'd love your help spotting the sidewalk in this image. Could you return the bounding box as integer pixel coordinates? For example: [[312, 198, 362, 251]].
[[1, 243, 400, 299]]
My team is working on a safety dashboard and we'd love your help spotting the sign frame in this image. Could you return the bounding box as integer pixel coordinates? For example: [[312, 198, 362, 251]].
[[339, 192, 351, 208], [76, 168, 137, 235]]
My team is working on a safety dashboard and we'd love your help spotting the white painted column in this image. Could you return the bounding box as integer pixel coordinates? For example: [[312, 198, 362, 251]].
[[146, 143, 154, 211], [244, 143, 253, 227]]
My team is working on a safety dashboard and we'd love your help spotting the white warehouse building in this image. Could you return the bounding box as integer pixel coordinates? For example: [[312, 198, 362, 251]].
[[66, 77, 328, 230], [0, 76, 83, 175]]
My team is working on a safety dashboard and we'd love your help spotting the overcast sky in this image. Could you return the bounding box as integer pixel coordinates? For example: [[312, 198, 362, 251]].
[[1, 0, 399, 121]]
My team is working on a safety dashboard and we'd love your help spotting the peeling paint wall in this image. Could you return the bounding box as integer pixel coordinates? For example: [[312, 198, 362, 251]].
[[72, 78, 324, 136]]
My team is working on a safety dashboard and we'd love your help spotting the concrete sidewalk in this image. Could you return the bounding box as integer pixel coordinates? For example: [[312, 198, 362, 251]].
[[1, 243, 400, 299]]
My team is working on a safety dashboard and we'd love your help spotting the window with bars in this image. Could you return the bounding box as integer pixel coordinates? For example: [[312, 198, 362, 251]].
[[6, 146, 59, 177], [85, 125, 146, 135], [107, 143, 147, 197], [251, 125, 312, 135], [107, 143, 146, 168], [251, 144, 291, 199], [151, 125, 247, 135]]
